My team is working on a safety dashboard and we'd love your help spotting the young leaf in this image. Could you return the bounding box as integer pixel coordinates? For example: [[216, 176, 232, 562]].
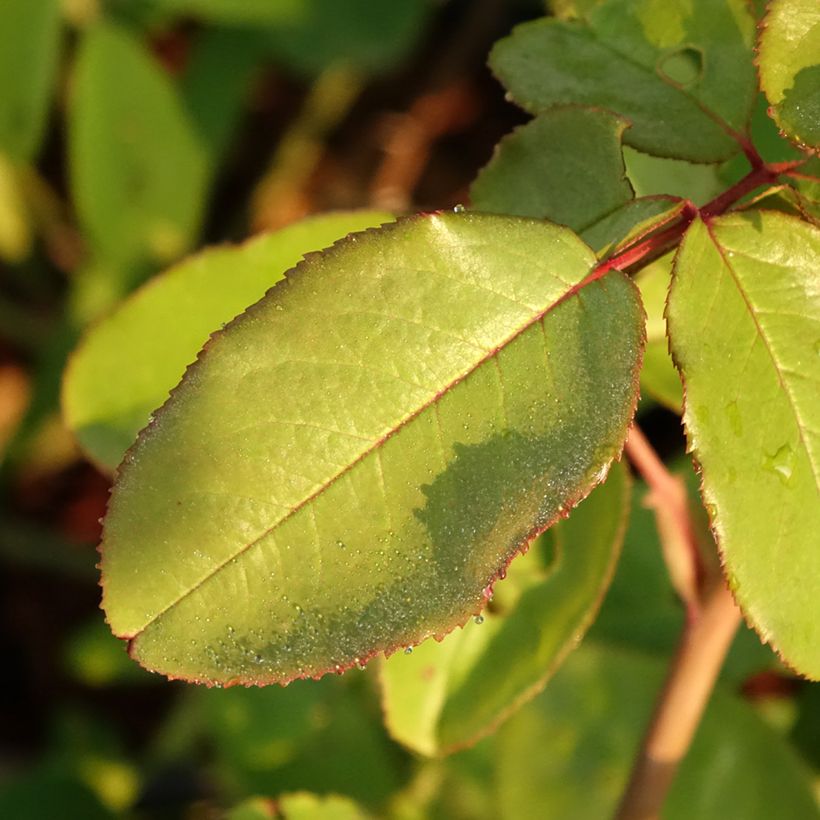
[[0, 0, 61, 163], [580, 195, 686, 259], [379, 460, 630, 756], [490, 0, 757, 163], [668, 212, 820, 679], [495, 643, 820, 820], [69, 23, 208, 268], [470, 107, 633, 231], [758, 0, 820, 149], [63, 211, 392, 472], [101, 213, 644, 686]]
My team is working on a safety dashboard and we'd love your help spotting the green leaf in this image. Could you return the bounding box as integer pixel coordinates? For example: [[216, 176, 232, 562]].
[[181, 28, 268, 165], [263, 0, 431, 77], [495, 643, 819, 819], [634, 254, 683, 412], [589, 460, 781, 684], [758, 0, 820, 149], [100, 212, 644, 685], [276, 794, 372, 820], [201, 677, 406, 804], [623, 147, 723, 205], [379, 460, 630, 756], [63, 211, 392, 472], [667, 212, 820, 679], [152, 0, 306, 24], [490, 0, 757, 162], [580, 195, 686, 259], [0, 0, 61, 162], [0, 771, 112, 820], [69, 23, 209, 268], [470, 107, 633, 231]]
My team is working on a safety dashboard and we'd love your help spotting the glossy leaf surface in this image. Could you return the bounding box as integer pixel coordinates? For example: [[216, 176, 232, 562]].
[[496, 643, 819, 819], [69, 23, 208, 268], [758, 0, 820, 149], [63, 211, 392, 471], [490, 0, 756, 162], [101, 213, 644, 685], [380, 460, 629, 755], [470, 107, 633, 231], [668, 213, 820, 678], [0, 0, 60, 162]]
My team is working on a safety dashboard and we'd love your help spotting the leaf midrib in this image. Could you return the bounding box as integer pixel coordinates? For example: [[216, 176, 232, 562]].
[[124, 264, 610, 640], [704, 220, 820, 492]]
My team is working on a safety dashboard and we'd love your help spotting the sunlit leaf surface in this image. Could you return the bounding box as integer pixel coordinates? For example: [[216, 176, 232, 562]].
[[668, 212, 820, 678], [63, 211, 392, 471], [380, 461, 629, 755], [101, 212, 644, 685], [758, 0, 820, 150]]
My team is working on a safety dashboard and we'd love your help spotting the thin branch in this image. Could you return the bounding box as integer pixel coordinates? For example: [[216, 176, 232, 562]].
[[617, 425, 744, 819], [615, 580, 742, 820], [624, 425, 703, 618]]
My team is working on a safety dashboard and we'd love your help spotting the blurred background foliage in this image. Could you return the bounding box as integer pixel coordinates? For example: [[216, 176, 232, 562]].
[[0, 0, 817, 817]]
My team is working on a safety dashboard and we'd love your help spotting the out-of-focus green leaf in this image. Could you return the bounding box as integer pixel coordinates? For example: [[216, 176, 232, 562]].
[[379, 461, 629, 755], [758, 0, 820, 149], [62, 211, 392, 471], [490, 0, 757, 162], [201, 678, 407, 806], [65, 618, 154, 687], [228, 798, 276, 820], [277, 793, 372, 819], [588, 461, 780, 683], [0, 771, 112, 820], [546, 0, 606, 19], [470, 107, 633, 231], [69, 23, 208, 269], [263, 0, 431, 77], [495, 643, 819, 819], [100, 213, 644, 686], [668, 212, 820, 679], [0, 0, 61, 162], [153, 0, 306, 24], [580, 195, 686, 259], [181, 28, 269, 165], [634, 253, 682, 412]]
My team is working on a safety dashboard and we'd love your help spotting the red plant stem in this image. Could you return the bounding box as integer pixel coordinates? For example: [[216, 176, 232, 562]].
[[597, 159, 806, 277]]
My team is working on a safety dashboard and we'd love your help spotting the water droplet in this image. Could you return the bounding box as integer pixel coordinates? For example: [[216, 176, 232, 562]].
[[336, 539, 346, 549], [404, 646, 413, 655], [453, 203, 466, 213], [763, 443, 795, 484], [474, 615, 484, 625]]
